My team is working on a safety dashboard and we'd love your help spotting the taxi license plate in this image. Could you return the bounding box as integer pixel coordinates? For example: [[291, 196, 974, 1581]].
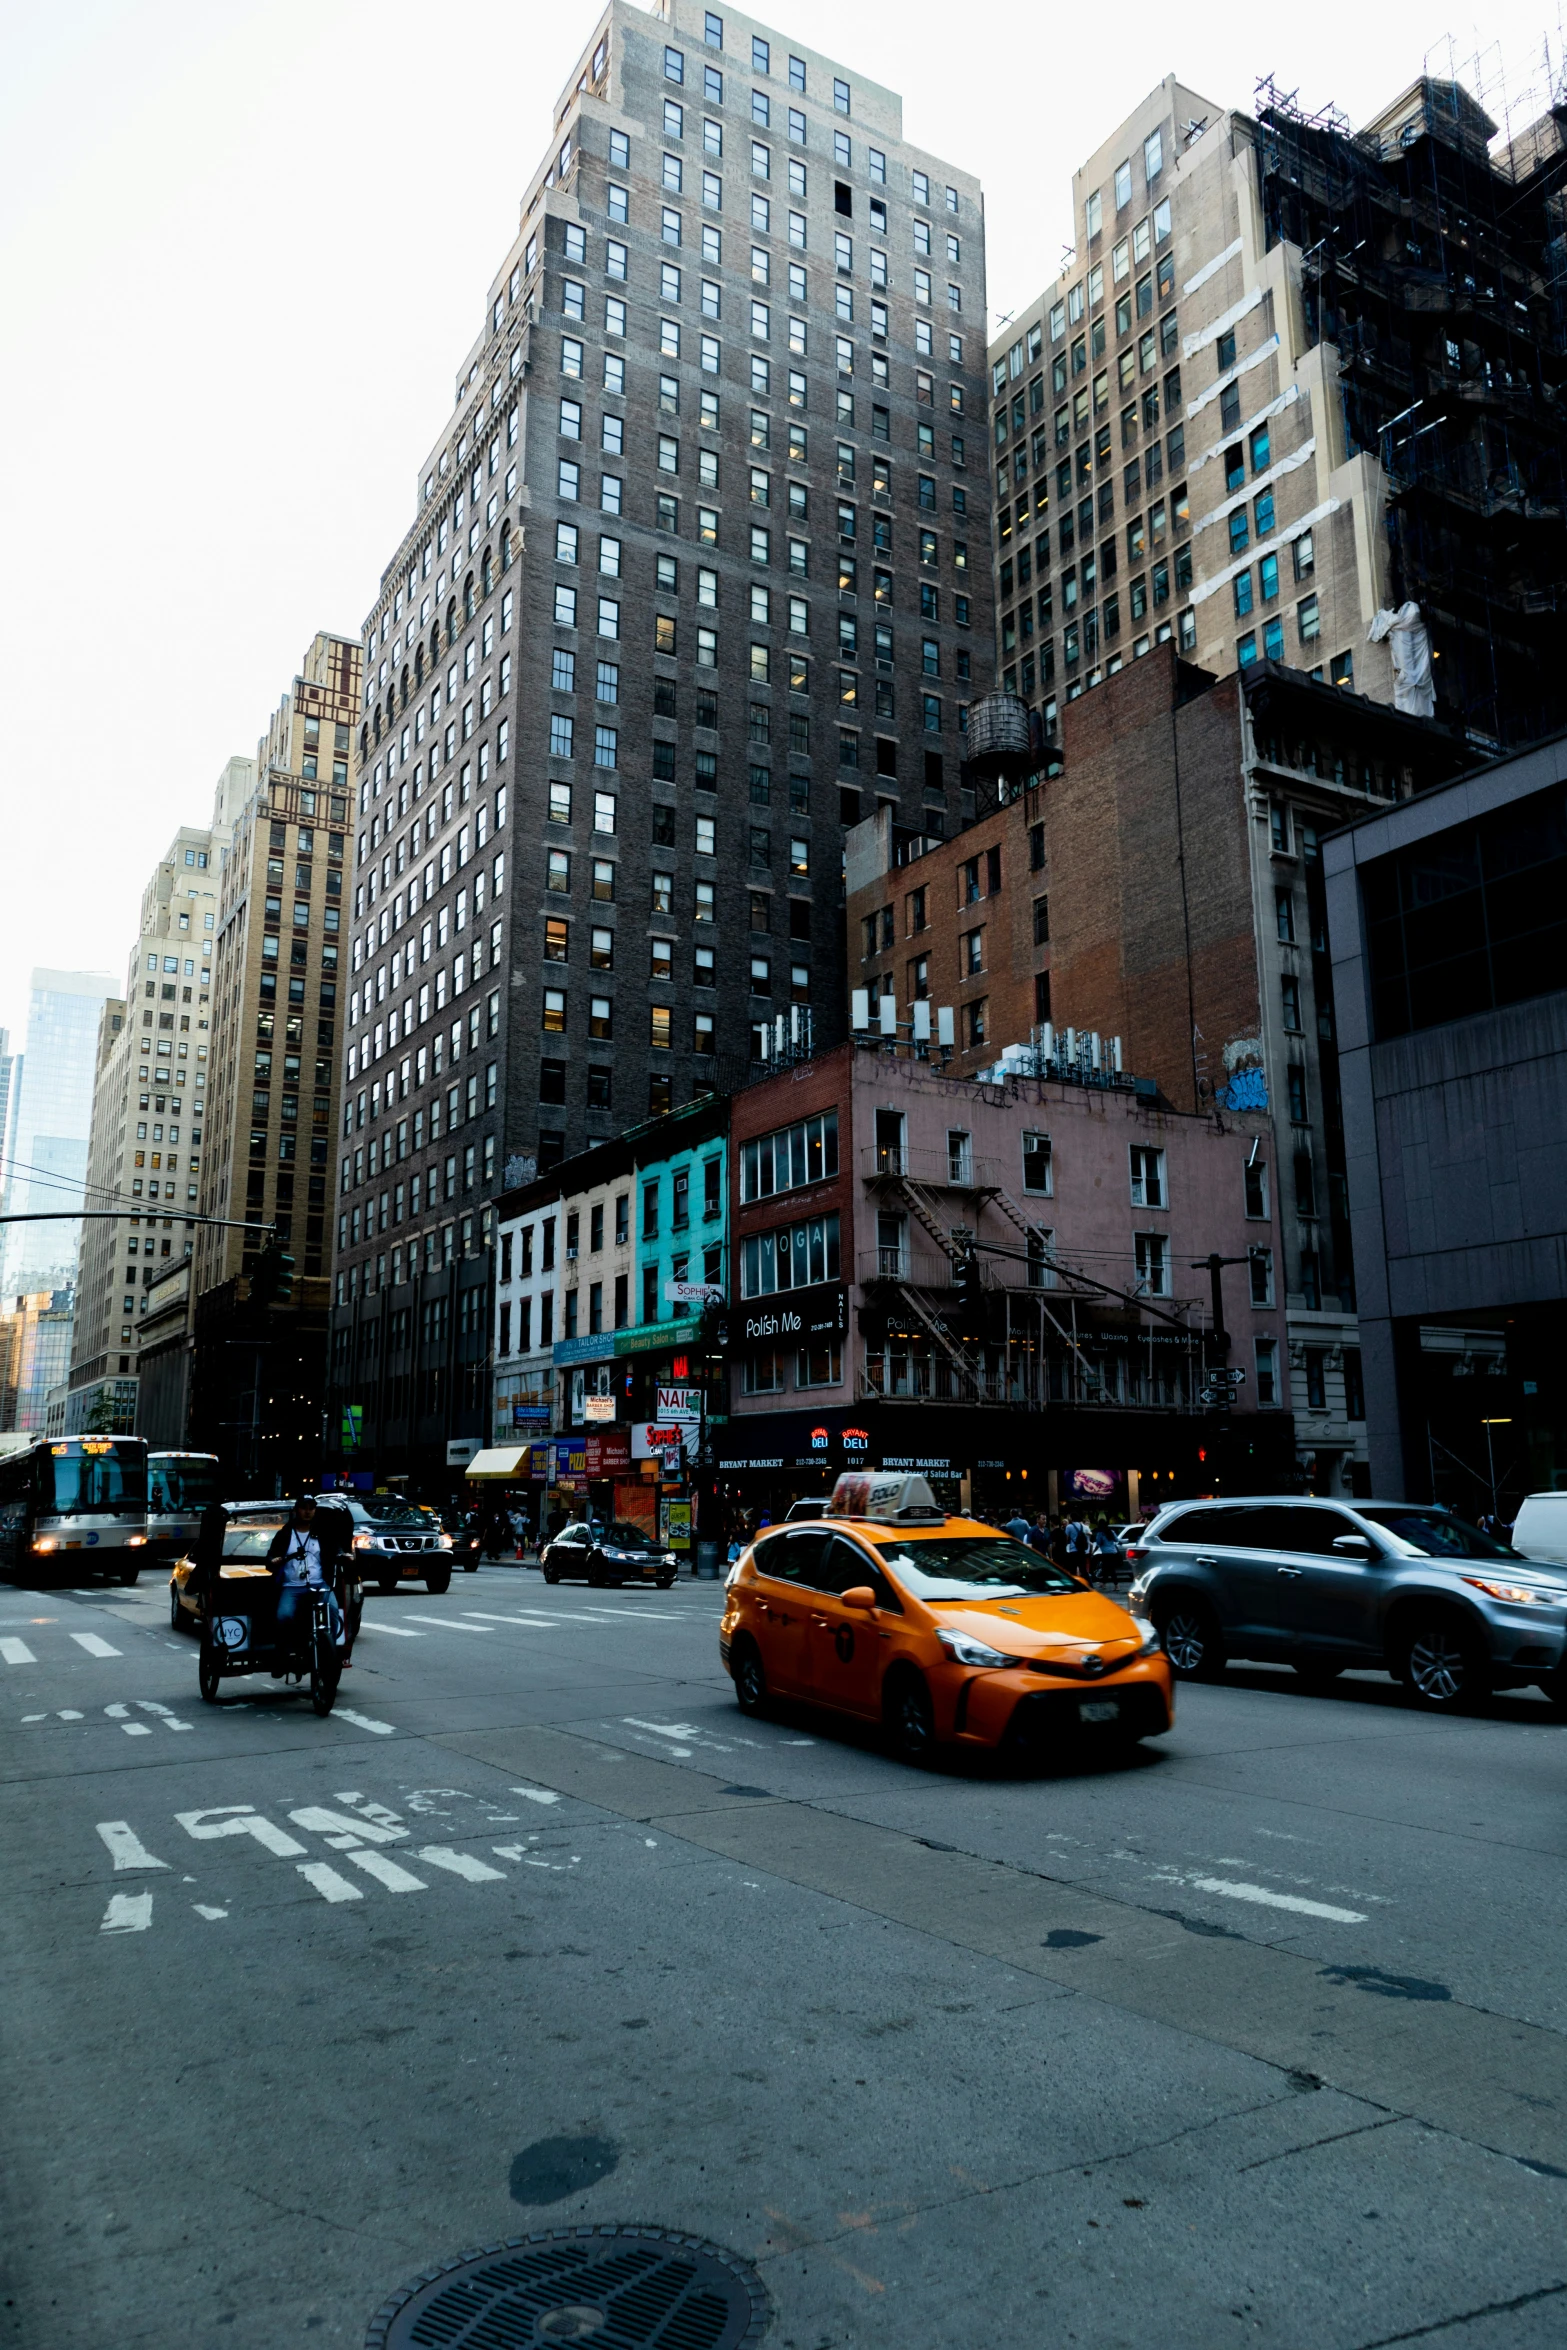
[[1079, 1699, 1120, 1723]]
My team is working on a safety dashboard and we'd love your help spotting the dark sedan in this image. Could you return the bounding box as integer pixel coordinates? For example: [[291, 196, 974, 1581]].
[[540, 1521, 678, 1588]]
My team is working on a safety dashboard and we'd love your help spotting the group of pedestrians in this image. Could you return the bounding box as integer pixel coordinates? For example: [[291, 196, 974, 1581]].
[[1001, 1506, 1124, 1584]]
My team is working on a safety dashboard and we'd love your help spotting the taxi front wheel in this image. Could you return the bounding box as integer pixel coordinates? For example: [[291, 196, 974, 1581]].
[[884, 1669, 938, 1765], [731, 1639, 768, 1715]]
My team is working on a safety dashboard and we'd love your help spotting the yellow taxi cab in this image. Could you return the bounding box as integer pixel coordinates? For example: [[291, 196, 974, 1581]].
[[720, 1472, 1174, 1765]]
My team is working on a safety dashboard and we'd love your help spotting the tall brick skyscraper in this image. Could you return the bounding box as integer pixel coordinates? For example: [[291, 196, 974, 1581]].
[[326, 0, 990, 1485]]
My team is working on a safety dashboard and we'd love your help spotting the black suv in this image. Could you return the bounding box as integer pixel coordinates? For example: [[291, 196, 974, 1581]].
[[1128, 1496, 1567, 1711]]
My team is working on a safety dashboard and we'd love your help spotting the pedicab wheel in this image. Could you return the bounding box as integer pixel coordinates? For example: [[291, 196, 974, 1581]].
[[198, 1642, 221, 1704], [310, 1623, 340, 1716]]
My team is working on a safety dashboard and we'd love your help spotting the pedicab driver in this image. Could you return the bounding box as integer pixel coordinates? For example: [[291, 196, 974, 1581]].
[[266, 1495, 348, 1664]]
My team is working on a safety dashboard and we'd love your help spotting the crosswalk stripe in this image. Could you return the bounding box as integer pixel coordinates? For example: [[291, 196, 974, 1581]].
[[70, 1633, 122, 1658], [402, 1614, 490, 1633], [0, 1638, 36, 1665], [333, 1708, 395, 1736], [357, 1621, 423, 1637]]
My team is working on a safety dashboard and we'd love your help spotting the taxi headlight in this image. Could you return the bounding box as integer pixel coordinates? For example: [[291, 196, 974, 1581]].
[[1130, 1615, 1161, 1657], [937, 1627, 1024, 1669], [1127, 1574, 1151, 1603]]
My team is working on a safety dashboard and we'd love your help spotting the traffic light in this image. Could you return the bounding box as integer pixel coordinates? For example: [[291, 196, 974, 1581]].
[[251, 1239, 296, 1306]]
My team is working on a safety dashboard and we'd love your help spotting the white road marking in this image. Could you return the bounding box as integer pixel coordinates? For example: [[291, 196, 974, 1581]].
[[70, 1633, 122, 1657], [193, 1905, 228, 1921], [176, 1806, 307, 1858], [347, 1849, 426, 1893], [459, 1612, 556, 1627], [21, 1712, 46, 1722], [104, 1703, 129, 1718], [58, 1710, 83, 1721], [332, 1793, 405, 1830], [509, 1786, 561, 1806], [0, 1638, 36, 1665], [417, 1845, 505, 1882], [96, 1821, 169, 1873], [121, 1722, 153, 1737], [334, 1708, 395, 1736], [134, 1700, 192, 1732], [357, 1621, 423, 1637], [1187, 1875, 1367, 1925], [400, 1614, 490, 1633], [288, 1806, 406, 1848], [100, 1893, 153, 1934], [297, 1862, 363, 1904]]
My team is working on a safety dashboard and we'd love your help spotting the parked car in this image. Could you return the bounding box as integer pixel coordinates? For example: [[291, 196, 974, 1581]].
[[1127, 1496, 1567, 1711], [541, 1520, 678, 1588], [1512, 1492, 1567, 1568]]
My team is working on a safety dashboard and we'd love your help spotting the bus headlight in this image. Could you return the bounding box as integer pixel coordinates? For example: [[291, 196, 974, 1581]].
[[33, 1537, 58, 1553], [126, 1534, 147, 1546]]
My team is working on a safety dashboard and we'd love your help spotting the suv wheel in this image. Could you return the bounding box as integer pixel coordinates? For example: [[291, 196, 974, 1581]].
[[1155, 1598, 1226, 1681], [1400, 1613, 1488, 1711]]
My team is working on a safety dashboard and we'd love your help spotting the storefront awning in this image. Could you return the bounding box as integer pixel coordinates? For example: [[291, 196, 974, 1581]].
[[466, 1446, 533, 1480]]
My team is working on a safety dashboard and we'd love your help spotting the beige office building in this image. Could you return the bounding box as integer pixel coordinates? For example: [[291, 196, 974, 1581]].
[[66, 785, 244, 1435], [989, 69, 1567, 747]]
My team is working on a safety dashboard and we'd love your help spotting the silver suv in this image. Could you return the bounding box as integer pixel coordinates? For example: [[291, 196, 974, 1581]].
[[1127, 1497, 1567, 1712]]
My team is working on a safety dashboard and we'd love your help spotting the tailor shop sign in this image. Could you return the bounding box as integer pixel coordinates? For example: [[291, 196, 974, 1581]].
[[738, 1282, 848, 1353]]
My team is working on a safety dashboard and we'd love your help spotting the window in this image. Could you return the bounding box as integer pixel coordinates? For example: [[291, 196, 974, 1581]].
[[1249, 1248, 1275, 1307], [1281, 975, 1302, 1031], [1143, 127, 1163, 181], [1297, 594, 1320, 644], [1022, 1131, 1052, 1196], [1129, 1145, 1165, 1207], [1134, 1232, 1168, 1295], [1244, 1156, 1269, 1220], [1255, 1338, 1279, 1408]]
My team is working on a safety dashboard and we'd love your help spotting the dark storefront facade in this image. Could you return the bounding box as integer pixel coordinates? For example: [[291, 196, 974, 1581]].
[[712, 1400, 1296, 1528]]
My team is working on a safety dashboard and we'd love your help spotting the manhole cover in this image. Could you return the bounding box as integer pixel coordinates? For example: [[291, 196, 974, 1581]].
[[366, 2226, 771, 2350]]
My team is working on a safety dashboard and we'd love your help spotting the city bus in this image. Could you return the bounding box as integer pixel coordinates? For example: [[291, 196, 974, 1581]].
[[0, 1437, 149, 1583], [146, 1450, 223, 1568]]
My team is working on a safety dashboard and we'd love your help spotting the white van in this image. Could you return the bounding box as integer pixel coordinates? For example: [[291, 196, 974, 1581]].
[[1511, 1492, 1567, 1566]]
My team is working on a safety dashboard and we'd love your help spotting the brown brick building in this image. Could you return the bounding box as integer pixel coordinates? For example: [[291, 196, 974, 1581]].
[[847, 648, 1471, 1496]]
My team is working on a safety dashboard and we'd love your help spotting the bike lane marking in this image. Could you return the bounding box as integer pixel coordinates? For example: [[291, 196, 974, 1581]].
[[100, 1893, 153, 1934], [96, 1821, 169, 1872], [333, 1708, 396, 1736], [346, 1849, 427, 1893]]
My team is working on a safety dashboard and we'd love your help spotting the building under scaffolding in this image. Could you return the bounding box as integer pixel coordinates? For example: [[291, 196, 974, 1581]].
[[1255, 70, 1567, 748]]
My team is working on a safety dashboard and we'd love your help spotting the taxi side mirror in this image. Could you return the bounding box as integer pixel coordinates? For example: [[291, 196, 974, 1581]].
[[841, 1585, 877, 1612]]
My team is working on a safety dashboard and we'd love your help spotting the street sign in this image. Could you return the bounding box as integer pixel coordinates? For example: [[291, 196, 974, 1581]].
[[666, 1281, 725, 1305]]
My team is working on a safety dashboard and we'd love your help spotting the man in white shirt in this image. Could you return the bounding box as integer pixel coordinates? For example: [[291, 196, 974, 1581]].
[[267, 1496, 346, 1664]]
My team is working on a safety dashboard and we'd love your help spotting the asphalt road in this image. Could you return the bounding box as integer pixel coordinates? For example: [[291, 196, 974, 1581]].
[[2, 1562, 1564, 2349]]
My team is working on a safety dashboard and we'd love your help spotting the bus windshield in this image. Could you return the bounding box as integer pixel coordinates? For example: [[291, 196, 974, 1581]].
[[44, 1441, 146, 1515], [148, 1455, 222, 1513]]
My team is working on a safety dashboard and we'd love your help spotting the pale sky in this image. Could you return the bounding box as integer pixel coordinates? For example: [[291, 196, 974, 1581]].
[[1, 1, 1558, 1046]]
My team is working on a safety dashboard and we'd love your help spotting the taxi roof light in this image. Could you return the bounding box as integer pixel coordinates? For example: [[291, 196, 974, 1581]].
[[828, 1471, 946, 1524]]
